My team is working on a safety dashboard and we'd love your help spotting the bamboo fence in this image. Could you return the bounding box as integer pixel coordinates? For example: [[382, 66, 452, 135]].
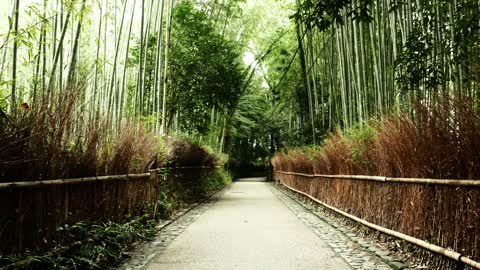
[[0, 170, 158, 254], [275, 170, 480, 269]]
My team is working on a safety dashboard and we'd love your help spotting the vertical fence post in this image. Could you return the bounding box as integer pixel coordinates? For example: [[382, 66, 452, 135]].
[[64, 191, 69, 222], [149, 169, 159, 218], [17, 191, 23, 253], [114, 180, 120, 222]]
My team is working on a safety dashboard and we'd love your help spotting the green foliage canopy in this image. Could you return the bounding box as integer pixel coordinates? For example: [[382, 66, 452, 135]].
[[169, 1, 244, 134]]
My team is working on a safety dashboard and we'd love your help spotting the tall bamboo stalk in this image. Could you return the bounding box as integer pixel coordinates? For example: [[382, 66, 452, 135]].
[[107, 0, 128, 126], [46, 0, 74, 97], [154, 0, 165, 133], [10, 0, 20, 115], [67, 0, 87, 87], [160, 0, 174, 135]]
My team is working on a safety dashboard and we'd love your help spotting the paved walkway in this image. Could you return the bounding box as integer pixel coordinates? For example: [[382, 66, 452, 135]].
[[146, 178, 351, 270], [122, 178, 394, 270]]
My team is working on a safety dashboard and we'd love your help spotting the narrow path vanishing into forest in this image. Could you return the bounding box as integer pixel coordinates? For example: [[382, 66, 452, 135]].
[[122, 178, 396, 270]]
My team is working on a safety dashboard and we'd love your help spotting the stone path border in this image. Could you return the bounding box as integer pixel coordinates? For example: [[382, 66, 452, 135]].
[[270, 183, 414, 270]]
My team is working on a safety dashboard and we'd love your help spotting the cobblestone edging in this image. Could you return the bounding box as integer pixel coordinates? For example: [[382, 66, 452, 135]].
[[118, 187, 230, 270], [270, 184, 413, 270]]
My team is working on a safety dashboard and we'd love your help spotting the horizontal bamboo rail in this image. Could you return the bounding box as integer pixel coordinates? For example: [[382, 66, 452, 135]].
[[161, 166, 221, 170], [275, 170, 480, 186], [0, 173, 150, 190], [280, 182, 480, 269], [0, 166, 221, 190], [0, 171, 158, 254]]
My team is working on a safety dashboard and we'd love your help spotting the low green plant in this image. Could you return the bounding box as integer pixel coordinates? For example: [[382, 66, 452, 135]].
[[201, 169, 232, 193], [299, 145, 322, 160], [0, 216, 158, 270], [156, 191, 176, 219], [343, 124, 375, 166]]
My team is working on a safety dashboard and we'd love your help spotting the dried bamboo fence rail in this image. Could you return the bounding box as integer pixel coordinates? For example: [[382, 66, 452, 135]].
[[274, 170, 480, 269], [0, 170, 158, 254]]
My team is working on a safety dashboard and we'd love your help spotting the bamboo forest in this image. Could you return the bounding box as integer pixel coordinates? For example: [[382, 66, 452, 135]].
[[0, 0, 480, 269]]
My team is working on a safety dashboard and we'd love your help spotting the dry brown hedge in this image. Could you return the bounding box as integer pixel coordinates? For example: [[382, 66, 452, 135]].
[[273, 98, 480, 179], [166, 138, 218, 167], [0, 86, 160, 182]]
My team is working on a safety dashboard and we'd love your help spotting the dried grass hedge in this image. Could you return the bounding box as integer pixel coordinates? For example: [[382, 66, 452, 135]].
[[0, 85, 161, 182], [273, 98, 480, 178], [166, 138, 219, 167]]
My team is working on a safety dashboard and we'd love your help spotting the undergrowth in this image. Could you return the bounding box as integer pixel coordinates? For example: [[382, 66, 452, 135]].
[[160, 167, 232, 204], [0, 216, 158, 270]]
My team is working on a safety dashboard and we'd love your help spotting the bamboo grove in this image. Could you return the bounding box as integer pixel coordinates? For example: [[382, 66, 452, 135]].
[[0, 0, 249, 154], [1, 0, 480, 163], [287, 0, 480, 143]]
